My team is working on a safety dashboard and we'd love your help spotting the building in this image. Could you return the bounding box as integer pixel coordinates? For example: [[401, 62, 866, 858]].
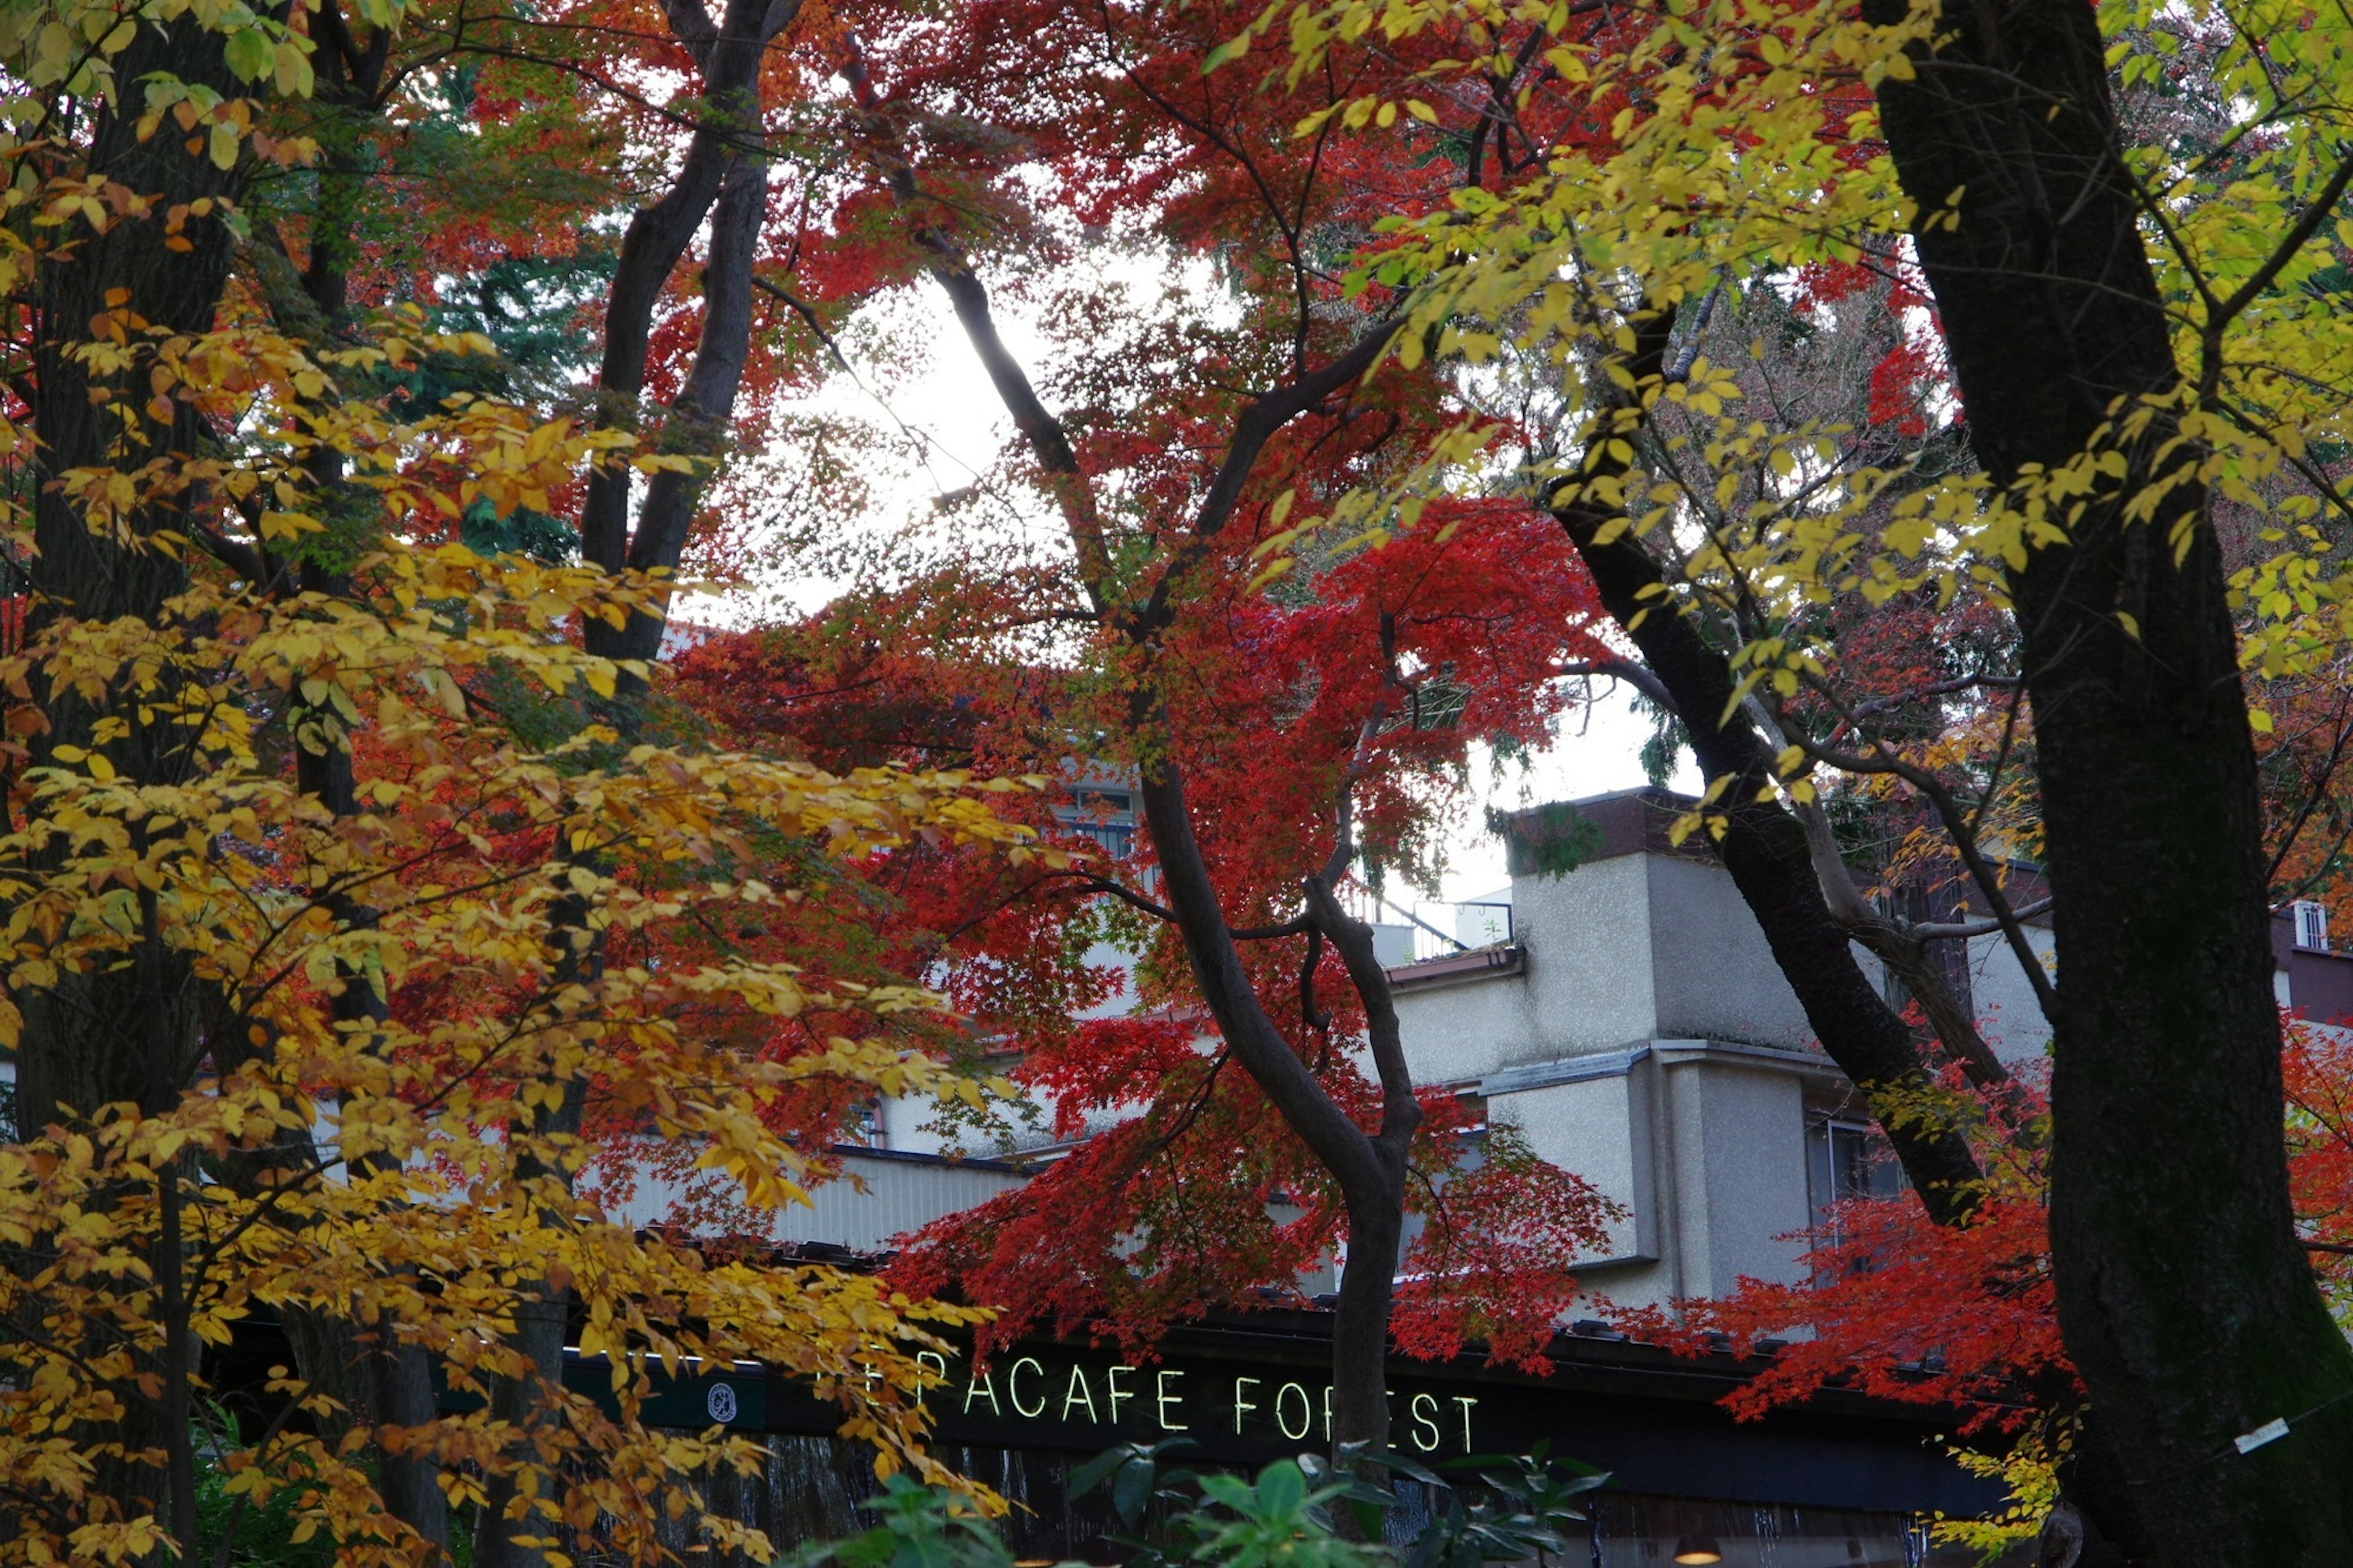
[[186, 786, 2353, 1561], [1385, 787, 2051, 1312], [619, 787, 2074, 1303], [591, 787, 2072, 1559]]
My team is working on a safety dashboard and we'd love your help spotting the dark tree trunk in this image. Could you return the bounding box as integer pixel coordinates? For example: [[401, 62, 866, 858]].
[[1305, 878, 1419, 1458], [909, 197, 1433, 1458], [1547, 308, 2156, 1562], [476, 13, 793, 1564], [215, 17, 457, 1537], [1547, 312, 1988, 1225], [18, 12, 238, 1134], [577, 0, 798, 596], [1860, 0, 2353, 1556], [468, 1238, 582, 1568], [586, 151, 769, 668], [11, 20, 241, 1559], [1139, 771, 1420, 1459]]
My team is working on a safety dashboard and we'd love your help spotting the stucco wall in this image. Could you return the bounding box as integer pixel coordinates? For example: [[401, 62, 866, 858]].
[[1395, 853, 1662, 1083], [1395, 969, 1544, 1085], [1397, 850, 1827, 1083], [1515, 855, 1661, 1058], [1661, 1055, 1813, 1298], [1494, 1067, 1659, 1268], [1968, 926, 2055, 1064], [1642, 857, 1814, 1050], [1480, 1042, 1826, 1316]]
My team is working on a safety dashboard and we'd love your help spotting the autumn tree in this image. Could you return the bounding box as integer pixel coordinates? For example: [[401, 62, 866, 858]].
[[1246, 0, 2353, 1558], [654, 0, 1640, 1460], [0, 0, 1054, 1562]]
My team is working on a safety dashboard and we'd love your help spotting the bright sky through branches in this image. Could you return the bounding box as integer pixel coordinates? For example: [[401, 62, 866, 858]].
[[732, 271, 1699, 909]]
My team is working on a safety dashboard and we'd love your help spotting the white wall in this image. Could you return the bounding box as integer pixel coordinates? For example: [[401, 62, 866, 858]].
[[1494, 1066, 1659, 1270], [1396, 847, 1828, 1088], [1395, 854, 1661, 1085], [1968, 926, 2055, 1064], [1482, 1042, 1827, 1315], [1642, 857, 1814, 1050], [1661, 1053, 1813, 1298]]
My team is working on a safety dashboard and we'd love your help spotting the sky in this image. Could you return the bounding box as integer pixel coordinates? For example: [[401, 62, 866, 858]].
[[754, 279, 1702, 913]]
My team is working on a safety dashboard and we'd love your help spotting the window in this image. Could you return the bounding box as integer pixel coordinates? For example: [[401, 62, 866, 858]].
[[1068, 820, 1135, 858], [1806, 1119, 1906, 1260], [2294, 899, 2330, 952], [847, 1097, 885, 1149], [1057, 787, 1137, 859]]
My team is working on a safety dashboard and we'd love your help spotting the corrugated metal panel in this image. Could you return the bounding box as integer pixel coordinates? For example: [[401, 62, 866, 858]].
[[608, 1146, 1028, 1250], [774, 1155, 1028, 1251]]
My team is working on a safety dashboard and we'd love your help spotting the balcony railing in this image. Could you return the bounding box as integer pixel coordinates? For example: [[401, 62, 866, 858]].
[[1340, 888, 1516, 966]]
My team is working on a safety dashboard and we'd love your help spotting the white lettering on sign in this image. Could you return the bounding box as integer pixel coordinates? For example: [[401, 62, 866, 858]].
[[1157, 1368, 1189, 1431], [1008, 1357, 1048, 1418], [1409, 1393, 1441, 1453], [1061, 1365, 1098, 1422], [707, 1382, 738, 1424], [914, 1351, 949, 1410], [910, 1354, 1477, 1453]]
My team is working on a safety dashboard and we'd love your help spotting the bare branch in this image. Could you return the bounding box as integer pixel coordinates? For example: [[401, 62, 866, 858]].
[[1792, 732, 2060, 1028], [1560, 657, 1678, 714], [753, 275, 854, 373]]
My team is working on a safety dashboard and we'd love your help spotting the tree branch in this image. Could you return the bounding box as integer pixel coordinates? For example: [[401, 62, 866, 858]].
[[1560, 657, 1678, 714], [1790, 733, 2060, 1029]]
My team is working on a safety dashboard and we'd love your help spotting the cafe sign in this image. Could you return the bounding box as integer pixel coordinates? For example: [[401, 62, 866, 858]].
[[569, 1340, 1486, 1463]]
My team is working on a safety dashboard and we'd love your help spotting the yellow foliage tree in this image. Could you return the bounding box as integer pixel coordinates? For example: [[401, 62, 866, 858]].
[[0, 2, 1047, 1563], [1253, 0, 2353, 1558]]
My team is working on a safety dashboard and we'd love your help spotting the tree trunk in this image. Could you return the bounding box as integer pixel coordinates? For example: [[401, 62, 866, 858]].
[[1864, 0, 2353, 1556], [469, 1230, 582, 1568], [1547, 308, 2162, 1557], [915, 208, 1431, 1460], [1547, 311, 1988, 1224], [576, 0, 797, 593], [474, 10, 790, 1562], [234, 19, 455, 1534], [1140, 771, 1420, 1458], [11, 19, 241, 1558], [1304, 877, 1419, 1459], [586, 151, 769, 669], [18, 12, 238, 1134]]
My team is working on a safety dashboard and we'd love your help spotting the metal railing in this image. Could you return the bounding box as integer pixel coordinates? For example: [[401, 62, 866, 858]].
[[1342, 889, 1516, 966]]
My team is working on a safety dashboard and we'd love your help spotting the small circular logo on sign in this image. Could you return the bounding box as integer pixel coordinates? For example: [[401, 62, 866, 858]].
[[706, 1382, 738, 1423]]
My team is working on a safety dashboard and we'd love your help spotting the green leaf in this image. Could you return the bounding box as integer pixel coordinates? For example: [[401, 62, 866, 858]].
[[1254, 1460, 1306, 1521], [1202, 31, 1251, 73], [223, 27, 275, 83], [1197, 1473, 1256, 1510]]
